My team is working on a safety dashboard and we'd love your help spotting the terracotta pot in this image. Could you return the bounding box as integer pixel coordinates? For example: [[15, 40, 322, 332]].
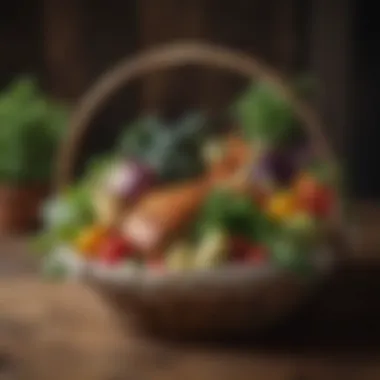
[[0, 183, 49, 234]]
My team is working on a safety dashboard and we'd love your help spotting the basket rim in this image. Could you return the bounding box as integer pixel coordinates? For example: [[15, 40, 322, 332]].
[[80, 247, 335, 291]]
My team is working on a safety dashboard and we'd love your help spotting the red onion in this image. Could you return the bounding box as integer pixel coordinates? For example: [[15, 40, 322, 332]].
[[105, 160, 156, 200]]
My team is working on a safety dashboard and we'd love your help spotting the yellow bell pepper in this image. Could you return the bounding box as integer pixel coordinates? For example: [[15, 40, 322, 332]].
[[74, 225, 107, 258], [267, 191, 298, 221]]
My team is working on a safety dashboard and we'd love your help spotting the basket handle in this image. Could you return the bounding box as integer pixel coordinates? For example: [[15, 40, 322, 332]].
[[56, 42, 335, 191]]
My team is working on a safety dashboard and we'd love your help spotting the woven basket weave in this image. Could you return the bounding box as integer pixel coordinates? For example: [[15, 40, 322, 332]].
[[55, 42, 342, 340]]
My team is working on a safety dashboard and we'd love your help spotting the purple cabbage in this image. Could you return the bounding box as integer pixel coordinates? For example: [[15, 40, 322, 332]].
[[252, 143, 314, 186]]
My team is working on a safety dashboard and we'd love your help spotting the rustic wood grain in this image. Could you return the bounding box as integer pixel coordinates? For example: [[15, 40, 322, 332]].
[[2, 278, 380, 380], [0, 237, 38, 277], [1, 209, 380, 380], [43, 0, 87, 100], [139, 0, 207, 112], [310, 0, 353, 155]]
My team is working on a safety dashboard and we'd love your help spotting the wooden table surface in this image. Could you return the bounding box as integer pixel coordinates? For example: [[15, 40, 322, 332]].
[[2, 237, 380, 380]]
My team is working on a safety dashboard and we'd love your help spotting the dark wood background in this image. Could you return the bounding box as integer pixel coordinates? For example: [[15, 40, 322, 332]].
[[1, 0, 377, 199]]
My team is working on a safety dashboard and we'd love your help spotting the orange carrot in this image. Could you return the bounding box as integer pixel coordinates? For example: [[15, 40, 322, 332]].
[[209, 134, 252, 183], [225, 134, 252, 168], [121, 178, 212, 254]]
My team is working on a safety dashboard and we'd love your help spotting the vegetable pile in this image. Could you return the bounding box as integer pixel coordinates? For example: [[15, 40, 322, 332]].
[[34, 79, 339, 279]]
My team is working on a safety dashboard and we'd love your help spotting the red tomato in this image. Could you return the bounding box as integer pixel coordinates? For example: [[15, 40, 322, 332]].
[[230, 237, 251, 260], [300, 186, 334, 217], [246, 246, 268, 264], [295, 175, 334, 217], [99, 235, 133, 265]]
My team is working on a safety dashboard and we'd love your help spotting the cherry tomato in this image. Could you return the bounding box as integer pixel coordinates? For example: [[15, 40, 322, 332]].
[[295, 175, 314, 195], [99, 235, 133, 265], [246, 245, 268, 264], [230, 237, 251, 261], [295, 175, 334, 217], [304, 189, 333, 217]]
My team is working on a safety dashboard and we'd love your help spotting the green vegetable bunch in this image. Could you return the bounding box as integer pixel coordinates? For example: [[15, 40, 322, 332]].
[[0, 76, 69, 183], [118, 112, 208, 183], [32, 153, 117, 256], [194, 188, 277, 244], [33, 183, 94, 255], [232, 74, 314, 146], [80, 154, 117, 189]]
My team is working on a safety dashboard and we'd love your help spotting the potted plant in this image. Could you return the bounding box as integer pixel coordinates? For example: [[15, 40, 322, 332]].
[[0, 76, 68, 234]]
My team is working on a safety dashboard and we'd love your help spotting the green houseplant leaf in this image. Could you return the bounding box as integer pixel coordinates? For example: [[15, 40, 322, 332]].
[[0, 76, 69, 183]]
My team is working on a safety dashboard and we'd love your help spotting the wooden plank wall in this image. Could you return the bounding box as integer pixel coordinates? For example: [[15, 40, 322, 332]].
[[1, 0, 302, 108], [73, 0, 139, 171], [310, 0, 353, 156], [43, 0, 87, 100], [0, 0, 42, 88], [138, 0, 299, 113]]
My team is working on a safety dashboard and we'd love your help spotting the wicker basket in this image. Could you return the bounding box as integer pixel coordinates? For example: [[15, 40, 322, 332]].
[[55, 42, 342, 340]]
